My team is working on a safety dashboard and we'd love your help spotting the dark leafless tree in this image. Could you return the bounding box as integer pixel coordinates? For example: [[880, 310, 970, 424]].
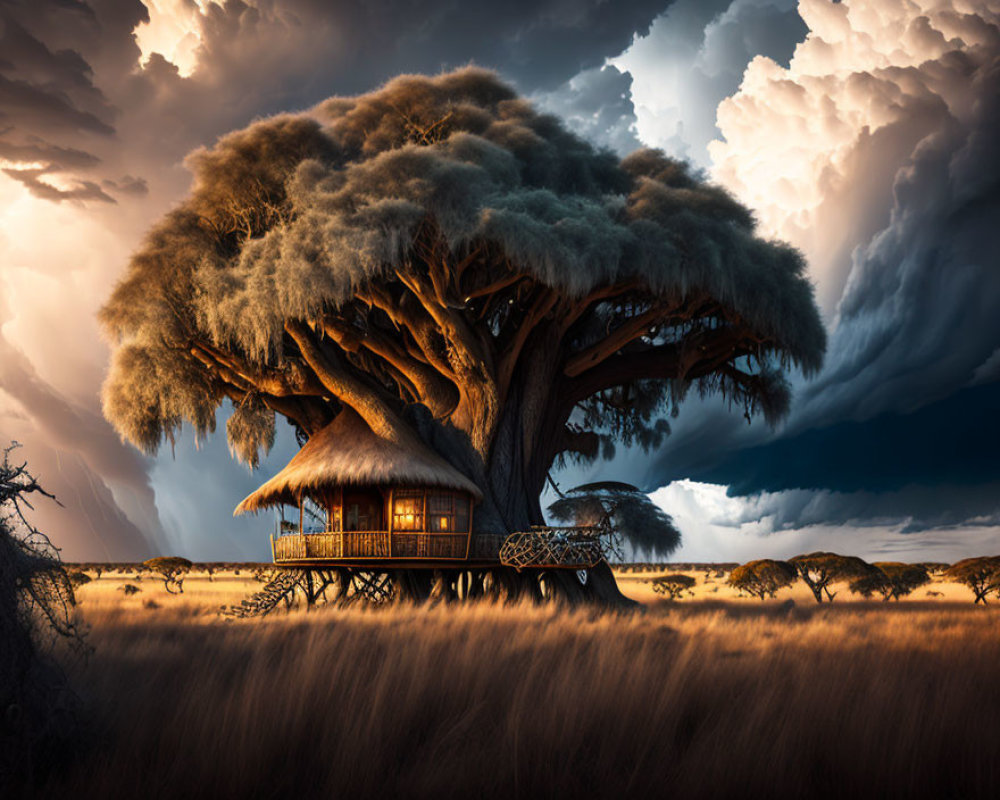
[[1, 443, 86, 787]]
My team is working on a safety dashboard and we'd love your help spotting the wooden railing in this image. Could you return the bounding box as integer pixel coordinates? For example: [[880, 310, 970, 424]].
[[271, 530, 475, 562]]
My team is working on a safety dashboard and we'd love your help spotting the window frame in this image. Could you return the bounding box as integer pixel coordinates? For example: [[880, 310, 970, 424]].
[[391, 488, 425, 532], [427, 490, 471, 533]]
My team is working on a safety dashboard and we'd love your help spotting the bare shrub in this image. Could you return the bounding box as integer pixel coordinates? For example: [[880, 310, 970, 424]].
[[1, 443, 85, 787]]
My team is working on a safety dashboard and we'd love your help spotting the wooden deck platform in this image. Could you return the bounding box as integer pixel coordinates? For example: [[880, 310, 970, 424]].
[[271, 531, 505, 565]]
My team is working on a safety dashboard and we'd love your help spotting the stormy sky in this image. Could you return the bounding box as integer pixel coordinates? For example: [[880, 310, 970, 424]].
[[0, 0, 997, 563]]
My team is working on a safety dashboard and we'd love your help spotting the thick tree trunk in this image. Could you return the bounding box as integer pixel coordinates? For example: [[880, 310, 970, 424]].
[[401, 322, 640, 608], [584, 561, 637, 608], [477, 323, 563, 533], [413, 324, 560, 536]]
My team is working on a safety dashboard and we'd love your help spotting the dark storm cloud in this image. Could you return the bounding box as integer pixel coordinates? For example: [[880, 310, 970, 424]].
[[0, 137, 100, 169], [2, 167, 115, 200], [691, 382, 1000, 504], [142, 0, 675, 110], [0, 2, 120, 200], [714, 480, 1000, 536], [102, 174, 148, 196], [219, 0, 672, 93], [3, 0, 678, 202], [0, 72, 113, 136], [643, 22, 1000, 534], [532, 65, 642, 156]]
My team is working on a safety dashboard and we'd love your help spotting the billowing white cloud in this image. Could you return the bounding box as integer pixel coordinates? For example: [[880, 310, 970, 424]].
[[707, 0, 1000, 439], [612, 0, 805, 167], [134, 0, 210, 76], [709, 0, 1000, 313]]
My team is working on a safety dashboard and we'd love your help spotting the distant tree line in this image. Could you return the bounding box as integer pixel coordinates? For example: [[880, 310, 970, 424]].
[[723, 553, 1000, 605], [616, 562, 738, 574]]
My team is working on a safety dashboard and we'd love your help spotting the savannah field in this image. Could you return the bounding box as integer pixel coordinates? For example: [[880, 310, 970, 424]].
[[28, 566, 1000, 799]]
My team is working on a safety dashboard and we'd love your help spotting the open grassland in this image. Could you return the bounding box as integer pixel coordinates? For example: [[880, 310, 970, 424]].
[[32, 570, 1000, 799]]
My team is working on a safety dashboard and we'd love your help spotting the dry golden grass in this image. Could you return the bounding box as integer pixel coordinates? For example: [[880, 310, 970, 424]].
[[28, 571, 1000, 799]]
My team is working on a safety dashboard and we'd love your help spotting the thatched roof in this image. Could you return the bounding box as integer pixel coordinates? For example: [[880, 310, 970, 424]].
[[234, 409, 482, 514]]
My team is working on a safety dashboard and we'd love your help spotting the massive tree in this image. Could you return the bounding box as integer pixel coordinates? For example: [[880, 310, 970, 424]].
[[100, 69, 825, 538]]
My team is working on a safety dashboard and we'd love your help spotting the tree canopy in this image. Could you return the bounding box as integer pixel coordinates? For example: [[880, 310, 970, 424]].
[[547, 481, 681, 558], [945, 557, 1000, 605], [789, 552, 876, 604], [142, 557, 193, 594], [100, 68, 825, 535], [727, 559, 798, 600], [849, 562, 930, 602]]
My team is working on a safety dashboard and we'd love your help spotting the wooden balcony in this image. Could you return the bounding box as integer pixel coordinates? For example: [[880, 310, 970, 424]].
[[271, 530, 478, 563]]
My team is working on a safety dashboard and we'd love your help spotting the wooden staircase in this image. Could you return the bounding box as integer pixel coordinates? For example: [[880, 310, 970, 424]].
[[223, 569, 302, 618]]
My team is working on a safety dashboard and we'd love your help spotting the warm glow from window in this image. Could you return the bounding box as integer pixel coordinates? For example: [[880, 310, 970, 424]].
[[393, 491, 424, 531], [438, 516, 449, 530]]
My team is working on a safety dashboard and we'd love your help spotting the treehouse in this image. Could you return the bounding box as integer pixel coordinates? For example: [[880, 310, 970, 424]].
[[234, 409, 500, 567]]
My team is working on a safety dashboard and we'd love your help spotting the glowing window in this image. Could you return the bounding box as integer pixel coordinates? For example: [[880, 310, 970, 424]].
[[428, 492, 471, 533], [392, 490, 424, 532]]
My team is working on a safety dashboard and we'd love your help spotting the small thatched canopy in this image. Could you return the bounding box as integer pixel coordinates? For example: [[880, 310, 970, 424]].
[[234, 409, 482, 514]]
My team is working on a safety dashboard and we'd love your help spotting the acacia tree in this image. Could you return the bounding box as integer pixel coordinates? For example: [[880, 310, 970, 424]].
[[945, 557, 1000, 605], [727, 559, 798, 600], [849, 562, 930, 602], [547, 481, 681, 559], [789, 552, 875, 604], [142, 557, 193, 594], [100, 69, 824, 556]]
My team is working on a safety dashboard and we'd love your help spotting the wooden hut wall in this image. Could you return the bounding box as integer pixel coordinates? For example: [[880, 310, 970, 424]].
[[290, 486, 475, 535]]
